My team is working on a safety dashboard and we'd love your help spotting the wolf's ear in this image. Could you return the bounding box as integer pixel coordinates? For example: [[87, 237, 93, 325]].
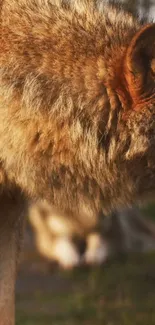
[[124, 23, 155, 104]]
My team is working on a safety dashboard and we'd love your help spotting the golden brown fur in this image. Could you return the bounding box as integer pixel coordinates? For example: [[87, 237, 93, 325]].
[[0, 0, 154, 214], [0, 0, 155, 323], [0, 0, 147, 213]]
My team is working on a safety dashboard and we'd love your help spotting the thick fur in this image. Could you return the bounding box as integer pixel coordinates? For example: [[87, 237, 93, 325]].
[[0, 1, 155, 323], [0, 0, 155, 216]]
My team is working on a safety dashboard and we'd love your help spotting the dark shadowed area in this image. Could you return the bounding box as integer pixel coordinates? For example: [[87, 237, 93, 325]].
[[16, 253, 155, 325]]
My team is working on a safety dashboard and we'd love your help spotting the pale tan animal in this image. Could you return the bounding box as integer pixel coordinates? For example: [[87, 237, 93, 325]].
[[29, 201, 109, 268], [29, 202, 155, 269], [0, 1, 155, 324]]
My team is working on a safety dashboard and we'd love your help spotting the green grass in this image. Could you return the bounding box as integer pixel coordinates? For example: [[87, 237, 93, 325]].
[[16, 252, 155, 325]]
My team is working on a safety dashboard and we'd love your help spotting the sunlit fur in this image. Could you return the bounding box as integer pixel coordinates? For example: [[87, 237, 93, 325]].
[[0, 0, 155, 221], [1, 1, 155, 323]]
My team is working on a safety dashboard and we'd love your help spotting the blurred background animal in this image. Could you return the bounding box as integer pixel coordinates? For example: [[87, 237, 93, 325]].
[[28, 202, 155, 269]]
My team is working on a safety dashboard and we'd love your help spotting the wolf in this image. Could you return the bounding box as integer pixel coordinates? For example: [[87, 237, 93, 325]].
[[29, 201, 109, 268], [0, 0, 155, 324], [29, 202, 155, 269]]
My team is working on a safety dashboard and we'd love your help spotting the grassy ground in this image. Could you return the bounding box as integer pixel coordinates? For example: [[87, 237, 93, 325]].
[[16, 252, 155, 325], [16, 202, 155, 325]]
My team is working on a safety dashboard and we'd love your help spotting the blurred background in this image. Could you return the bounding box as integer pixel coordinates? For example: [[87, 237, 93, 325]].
[[16, 1, 155, 325]]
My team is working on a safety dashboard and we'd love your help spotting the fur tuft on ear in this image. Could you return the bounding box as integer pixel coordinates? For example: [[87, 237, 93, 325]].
[[124, 23, 155, 105]]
